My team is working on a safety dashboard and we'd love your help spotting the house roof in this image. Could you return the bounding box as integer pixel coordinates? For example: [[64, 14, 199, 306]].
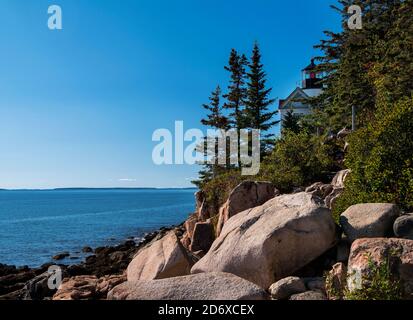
[[278, 87, 309, 109], [303, 88, 323, 97]]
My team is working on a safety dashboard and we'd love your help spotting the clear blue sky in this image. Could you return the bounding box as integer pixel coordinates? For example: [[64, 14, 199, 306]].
[[0, 0, 340, 189]]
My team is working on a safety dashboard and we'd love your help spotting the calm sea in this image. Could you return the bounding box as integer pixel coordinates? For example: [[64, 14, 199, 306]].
[[0, 189, 196, 268]]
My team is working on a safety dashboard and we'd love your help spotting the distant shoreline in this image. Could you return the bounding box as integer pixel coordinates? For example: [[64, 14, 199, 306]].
[[0, 187, 197, 192]]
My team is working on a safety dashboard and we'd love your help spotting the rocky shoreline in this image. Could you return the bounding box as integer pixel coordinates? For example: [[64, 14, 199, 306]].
[[0, 225, 185, 300], [2, 169, 413, 300]]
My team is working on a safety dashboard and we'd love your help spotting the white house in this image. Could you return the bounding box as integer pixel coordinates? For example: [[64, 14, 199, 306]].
[[279, 59, 323, 128]]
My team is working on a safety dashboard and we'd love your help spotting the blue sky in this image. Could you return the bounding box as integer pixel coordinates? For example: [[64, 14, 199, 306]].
[[0, 0, 341, 189]]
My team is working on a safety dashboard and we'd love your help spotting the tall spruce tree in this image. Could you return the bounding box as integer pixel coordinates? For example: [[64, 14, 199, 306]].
[[223, 49, 248, 130], [244, 43, 278, 154], [310, 0, 405, 133], [201, 86, 228, 130], [193, 86, 229, 188], [223, 49, 248, 167], [378, 0, 413, 102]]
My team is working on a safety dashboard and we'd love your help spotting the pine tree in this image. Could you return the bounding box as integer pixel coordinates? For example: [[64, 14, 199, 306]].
[[223, 49, 248, 130], [244, 43, 278, 154], [310, 0, 405, 133], [201, 86, 228, 130], [193, 86, 229, 188], [223, 49, 248, 168], [378, 0, 413, 102], [282, 110, 301, 134]]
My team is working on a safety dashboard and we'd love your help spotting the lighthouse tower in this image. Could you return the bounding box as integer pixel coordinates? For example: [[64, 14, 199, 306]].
[[302, 59, 323, 89], [278, 59, 324, 132]]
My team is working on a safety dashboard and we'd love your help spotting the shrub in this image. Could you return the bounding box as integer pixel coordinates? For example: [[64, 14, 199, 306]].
[[259, 131, 336, 192], [345, 255, 403, 300], [200, 169, 246, 215], [334, 97, 413, 217]]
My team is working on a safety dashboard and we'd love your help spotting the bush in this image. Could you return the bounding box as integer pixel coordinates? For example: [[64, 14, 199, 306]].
[[259, 131, 336, 192], [345, 256, 403, 301], [200, 169, 246, 215], [334, 97, 413, 217]]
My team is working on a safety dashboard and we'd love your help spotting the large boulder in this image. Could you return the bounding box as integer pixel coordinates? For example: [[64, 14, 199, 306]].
[[191, 192, 337, 289], [190, 222, 214, 253], [394, 214, 413, 240], [216, 181, 276, 236], [108, 272, 268, 300], [127, 232, 193, 282], [340, 203, 400, 242], [347, 238, 413, 299]]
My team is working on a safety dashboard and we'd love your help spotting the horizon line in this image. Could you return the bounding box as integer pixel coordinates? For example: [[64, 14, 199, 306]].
[[0, 187, 198, 191]]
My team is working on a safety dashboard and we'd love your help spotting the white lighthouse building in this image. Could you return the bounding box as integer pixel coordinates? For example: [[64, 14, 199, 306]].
[[279, 59, 324, 128]]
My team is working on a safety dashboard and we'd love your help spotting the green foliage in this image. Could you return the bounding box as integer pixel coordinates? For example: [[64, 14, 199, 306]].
[[310, 0, 411, 133], [345, 255, 403, 300], [201, 86, 229, 130], [192, 86, 229, 189], [195, 44, 278, 186], [209, 213, 220, 237], [244, 43, 278, 153], [282, 110, 301, 134], [333, 96, 413, 217], [223, 49, 248, 130], [259, 131, 336, 192], [200, 169, 246, 214], [325, 270, 346, 300]]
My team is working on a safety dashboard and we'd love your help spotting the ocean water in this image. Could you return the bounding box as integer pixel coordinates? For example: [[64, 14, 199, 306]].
[[0, 189, 196, 268]]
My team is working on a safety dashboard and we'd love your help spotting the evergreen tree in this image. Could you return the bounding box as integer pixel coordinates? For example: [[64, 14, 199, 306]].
[[378, 0, 413, 102], [244, 43, 278, 154], [223, 49, 248, 130], [193, 86, 229, 188], [201, 86, 228, 130], [310, 0, 405, 132], [282, 110, 301, 134], [223, 49, 248, 168]]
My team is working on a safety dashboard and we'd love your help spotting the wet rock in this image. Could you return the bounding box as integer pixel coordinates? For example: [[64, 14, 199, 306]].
[[53, 252, 70, 261], [82, 247, 93, 253]]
